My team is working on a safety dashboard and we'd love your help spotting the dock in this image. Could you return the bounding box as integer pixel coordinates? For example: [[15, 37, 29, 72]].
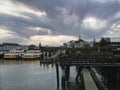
[[82, 68, 98, 90]]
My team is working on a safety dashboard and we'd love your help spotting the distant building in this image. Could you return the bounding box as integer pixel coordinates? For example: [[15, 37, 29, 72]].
[[89, 38, 96, 47], [66, 40, 75, 48], [21, 45, 28, 50], [0, 44, 3, 50], [95, 37, 120, 47], [100, 37, 111, 43], [63, 36, 88, 48], [63, 43, 67, 47], [39, 43, 42, 49], [89, 41, 94, 47], [0, 43, 21, 51], [74, 36, 88, 48], [28, 44, 38, 50]]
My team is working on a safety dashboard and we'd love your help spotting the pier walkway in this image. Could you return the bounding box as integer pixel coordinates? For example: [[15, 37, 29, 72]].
[[82, 68, 98, 90]]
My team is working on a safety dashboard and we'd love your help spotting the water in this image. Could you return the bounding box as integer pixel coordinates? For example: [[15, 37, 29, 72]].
[[0, 60, 78, 90], [1, 60, 119, 90]]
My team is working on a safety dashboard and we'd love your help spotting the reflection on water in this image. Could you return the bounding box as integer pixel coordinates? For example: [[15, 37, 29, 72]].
[[1, 60, 119, 90], [0, 61, 57, 90], [0, 60, 78, 90]]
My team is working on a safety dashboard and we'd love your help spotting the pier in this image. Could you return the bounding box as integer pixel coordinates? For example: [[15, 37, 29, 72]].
[[82, 68, 98, 90], [55, 48, 120, 90], [60, 52, 120, 67]]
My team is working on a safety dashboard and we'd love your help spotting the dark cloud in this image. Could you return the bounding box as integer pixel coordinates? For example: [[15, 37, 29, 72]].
[[14, 0, 65, 18], [0, 0, 120, 45]]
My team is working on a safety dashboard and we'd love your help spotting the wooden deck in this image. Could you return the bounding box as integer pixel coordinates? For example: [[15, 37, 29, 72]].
[[82, 68, 98, 90]]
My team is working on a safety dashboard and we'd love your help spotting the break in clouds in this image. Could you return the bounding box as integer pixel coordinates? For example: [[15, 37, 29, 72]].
[[0, 0, 120, 46]]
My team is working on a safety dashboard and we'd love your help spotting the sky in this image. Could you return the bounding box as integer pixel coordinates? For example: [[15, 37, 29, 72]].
[[0, 0, 120, 46]]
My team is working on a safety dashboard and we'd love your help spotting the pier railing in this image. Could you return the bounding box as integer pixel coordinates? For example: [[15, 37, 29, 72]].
[[59, 53, 120, 66]]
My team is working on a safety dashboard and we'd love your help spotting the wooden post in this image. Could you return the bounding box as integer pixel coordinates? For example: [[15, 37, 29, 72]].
[[21, 55, 23, 64], [44, 52, 46, 61], [56, 64, 60, 88], [61, 66, 66, 89], [65, 66, 70, 81]]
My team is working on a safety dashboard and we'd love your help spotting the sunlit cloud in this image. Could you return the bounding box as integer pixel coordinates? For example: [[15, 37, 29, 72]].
[[92, 0, 119, 3], [17, 3, 47, 17], [82, 17, 107, 30], [27, 27, 52, 35], [25, 35, 77, 46], [103, 24, 120, 37], [0, 26, 17, 38], [0, 0, 30, 19], [0, 0, 46, 19]]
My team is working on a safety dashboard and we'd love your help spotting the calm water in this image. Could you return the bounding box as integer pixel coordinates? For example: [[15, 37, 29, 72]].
[[0, 60, 78, 90], [1, 60, 119, 90]]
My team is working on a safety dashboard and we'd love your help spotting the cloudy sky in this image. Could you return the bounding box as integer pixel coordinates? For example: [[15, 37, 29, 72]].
[[0, 0, 120, 46]]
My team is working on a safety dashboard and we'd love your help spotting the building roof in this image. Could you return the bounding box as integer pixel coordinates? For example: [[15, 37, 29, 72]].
[[75, 39, 84, 43], [28, 44, 37, 47], [0, 44, 3, 47], [3, 43, 20, 46]]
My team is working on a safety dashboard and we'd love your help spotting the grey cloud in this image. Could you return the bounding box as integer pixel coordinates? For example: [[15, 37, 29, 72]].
[[14, 0, 64, 19], [0, 0, 120, 44], [0, 13, 54, 37]]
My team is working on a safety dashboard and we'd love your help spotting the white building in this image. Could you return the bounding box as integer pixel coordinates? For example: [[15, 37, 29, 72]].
[[74, 39, 88, 48], [21, 45, 28, 50], [0, 43, 21, 51], [66, 40, 75, 48], [0, 44, 3, 50], [64, 36, 88, 48]]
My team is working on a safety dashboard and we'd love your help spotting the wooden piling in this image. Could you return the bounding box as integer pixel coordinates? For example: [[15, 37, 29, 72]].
[[56, 64, 60, 88], [65, 66, 70, 81], [61, 66, 66, 88]]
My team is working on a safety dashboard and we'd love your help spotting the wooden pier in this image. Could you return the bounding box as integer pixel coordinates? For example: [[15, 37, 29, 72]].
[[60, 52, 120, 67], [55, 51, 120, 89], [82, 68, 98, 90]]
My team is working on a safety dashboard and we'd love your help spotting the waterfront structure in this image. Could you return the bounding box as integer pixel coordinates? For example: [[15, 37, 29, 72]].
[[95, 37, 120, 47], [63, 36, 88, 48], [64, 40, 75, 48], [74, 37, 88, 48], [39, 43, 42, 49], [21, 45, 28, 50], [100, 37, 111, 43], [0, 44, 3, 50], [0, 43, 21, 51], [28, 44, 39, 50]]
